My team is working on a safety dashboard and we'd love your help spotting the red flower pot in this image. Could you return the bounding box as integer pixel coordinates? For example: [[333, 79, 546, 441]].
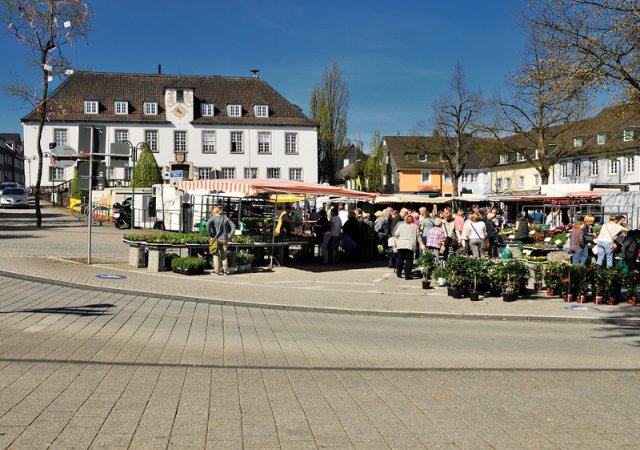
[[566, 293, 574, 302], [546, 289, 555, 297], [628, 296, 637, 305], [578, 295, 586, 304], [607, 296, 617, 305], [595, 295, 604, 304]]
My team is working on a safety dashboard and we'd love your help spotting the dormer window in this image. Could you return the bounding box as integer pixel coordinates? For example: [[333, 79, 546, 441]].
[[201, 103, 215, 117], [84, 100, 98, 114], [597, 133, 607, 145], [254, 104, 268, 118], [144, 102, 158, 115], [499, 154, 509, 165], [517, 153, 526, 162], [418, 153, 427, 162], [114, 101, 128, 115], [623, 129, 635, 142], [573, 137, 583, 148], [228, 104, 242, 117]]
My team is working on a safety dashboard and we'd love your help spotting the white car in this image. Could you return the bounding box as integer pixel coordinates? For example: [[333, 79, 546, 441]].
[[0, 181, 19, 195], [0, 187, 29, 208]]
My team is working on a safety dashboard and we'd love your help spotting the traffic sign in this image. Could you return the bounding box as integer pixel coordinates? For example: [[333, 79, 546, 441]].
[[50, 144, 77, 168]]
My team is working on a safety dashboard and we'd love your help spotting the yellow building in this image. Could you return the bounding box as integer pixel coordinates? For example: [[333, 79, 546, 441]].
[[491, 152, 554, 194]]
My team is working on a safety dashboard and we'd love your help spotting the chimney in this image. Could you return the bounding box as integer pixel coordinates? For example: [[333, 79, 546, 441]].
[[158, 64, 162, 74], [250, 69, 260, 78]]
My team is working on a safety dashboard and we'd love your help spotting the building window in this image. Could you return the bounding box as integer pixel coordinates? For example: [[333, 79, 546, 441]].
[[496, 178, 502, 189], [518, 176, 525, 188], [202, 131, 216, 153], [624, 129, 634, 142], [145, 130, 158, 152], [499, 154, 509, 164], [517, 153, 526, 162], [285, 133, 298, 154], [49, 166, 64, 181], [573, 161, 582, 177], [590, 159, 599, 176], [597, 133, 606, 145], [221, 167, 235, 179], [421, 170, 431, 183], [626, 156, 635, 174], [230, 132, 243, 153], [533, 174, 540, 186], [114, 101, 128, 115], [610, 159, 619, 175], [244, 168, 258, 179], [54, 128, 68, 146], [573, 137, 583, 148], [144, 102, 158, 115], [198, 167, 212, 180], [84, 100, 98, 114], [267, 167, 280, 179], [176, 90, 184, 102], [227, 104, 241, 117], [444, 173, 452, 183], [174, 131, 187, 153], [254, 104, 268, 118], [289, 168, 303, 181], [560, 163, 568, 179], [418, 153, 427, 162], [258, 132, 271, 153], [115, 129, 129, 143], [505, 178, 512, 189], [201, 103, 215, 117]]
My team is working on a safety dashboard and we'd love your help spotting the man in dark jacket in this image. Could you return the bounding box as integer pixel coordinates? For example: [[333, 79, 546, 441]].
[[621, 229, 640, 272]]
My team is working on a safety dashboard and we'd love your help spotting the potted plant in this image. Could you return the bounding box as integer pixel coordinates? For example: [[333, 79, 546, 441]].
[[416, 251, 437, 289], [235, 250, 255, 272], [502, 273, 517, 302], [543, 262, 563, 296], [465, 258, 489, 301], [444, 254, 469, 298], [625, 270, 639, 305], [573, 265, 589, 303], [605, 269, 622, 305], [532, 262, 544, 291], [591, 265, 606, 304], [432, 267, 447, 287], [171, 255, 207, 275]]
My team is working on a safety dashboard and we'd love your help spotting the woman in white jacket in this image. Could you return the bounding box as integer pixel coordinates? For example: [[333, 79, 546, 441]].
[[394, 215, 426, 280]]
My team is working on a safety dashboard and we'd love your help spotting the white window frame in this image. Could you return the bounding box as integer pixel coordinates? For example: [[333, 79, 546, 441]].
[[590, 159, 599, 176], [230, 132, 243, 153], [573, 137, 583, 148], [267, 167, 280, 179], [533, 174, 540, 186], [462, 173, 469, 183], [518, 176, 525, 188], [444, 173, 452, 183], [258, 132, 271, 153], [289, 168, 303, 181], [198, 167, 212, 180], [505, 177, 512, 189], [144, 102, 158, 116], [174, 130, 187, 153], [244, 168, 258, 179], [573, 161, 582, 178], [202, 130, 216, 153], [560, 163, 568, 179], [499, 154, 509, 164], [228, 104, 242, 117], [84, 100, 98, 114], [421, 170, 431, 184], [517, 153, 526, 162], [496, 178, 502, 189], [597, 133, 606, 145], [610, 159, 619, 175], [115, 129, 129, 143], [201, 103, 215, 117], [53, 128, 68, 146], [626, 156, 635, 174], [285, 133, 298, 154], [114, 101, 128, 115], [418, 153, 427, 162], [49, 166, 65, 182], [624, 129, 634, 142], [144, 130, 158, 152], [221, 167, 236, 179], [254, 104, 268, 118]]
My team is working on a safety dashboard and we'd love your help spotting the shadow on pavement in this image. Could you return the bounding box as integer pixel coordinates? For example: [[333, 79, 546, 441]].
[[0, 303, 115, 316], [597, 306, 640, 347]]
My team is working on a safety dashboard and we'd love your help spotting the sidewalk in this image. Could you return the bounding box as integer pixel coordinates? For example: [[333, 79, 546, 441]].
[[1, 203, 639, 324]]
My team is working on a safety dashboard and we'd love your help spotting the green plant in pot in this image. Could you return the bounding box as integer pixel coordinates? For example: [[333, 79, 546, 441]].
[[416, 251, 437, 280], [573, 265, 589, 303], [444, 254, 469, 297], [171, 256, 207, 275], [624, 270, 639, 305], [432, 266, 447, 287], [532, 262, 544, 290], [236, 250, 255, 266], [543, 262, 563, 295]]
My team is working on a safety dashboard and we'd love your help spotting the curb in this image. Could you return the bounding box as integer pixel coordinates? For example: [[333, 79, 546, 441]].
[[2, 269, 638, 325]]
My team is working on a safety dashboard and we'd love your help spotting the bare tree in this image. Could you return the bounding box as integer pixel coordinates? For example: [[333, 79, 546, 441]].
[[1, 0, 91, 227], [486, 30, 589, 185], [528, 0, 640, 101], [431, 64, 483, 196], [363, 130, 384, 193], [310, 61, 349, 184]]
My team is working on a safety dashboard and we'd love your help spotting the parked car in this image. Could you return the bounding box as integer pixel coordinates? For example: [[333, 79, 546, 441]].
[[0, 187, 29, 208], [0, 181, 19, 195]]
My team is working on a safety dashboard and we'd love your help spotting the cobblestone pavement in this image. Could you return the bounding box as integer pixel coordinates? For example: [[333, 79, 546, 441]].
[[1, 205, 640, 449]]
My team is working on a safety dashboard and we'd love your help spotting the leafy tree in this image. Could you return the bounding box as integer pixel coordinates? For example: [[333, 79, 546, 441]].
[[1, 0, 91, 227], [310, 61, 349, 184], [70, 169, 86, 200], [363, 130, 384, 193], [133, 144, 162, 188], [528, 0, 640, 101], [487, 31, 588, 184]]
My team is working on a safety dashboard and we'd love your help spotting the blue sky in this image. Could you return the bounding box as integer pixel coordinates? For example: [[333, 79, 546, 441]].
[[1, 0, 527, 151]]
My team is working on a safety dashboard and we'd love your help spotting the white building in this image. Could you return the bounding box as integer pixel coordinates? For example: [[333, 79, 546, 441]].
[[21, 71, 318, 188]]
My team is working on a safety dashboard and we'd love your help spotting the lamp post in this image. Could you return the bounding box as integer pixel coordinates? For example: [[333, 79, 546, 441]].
[[122, 141, 145, 228], [21, 155, 38, 190]]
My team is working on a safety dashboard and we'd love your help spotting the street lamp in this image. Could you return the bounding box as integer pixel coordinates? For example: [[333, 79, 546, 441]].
[[121, 140, 145, 228], [21, 155, 38, 189]]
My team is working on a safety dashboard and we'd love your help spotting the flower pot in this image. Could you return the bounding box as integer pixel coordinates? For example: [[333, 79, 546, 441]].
[[469, 291, 481, 301], [534, 282, 543, 291], [546, 288, 555, 297], [578, 295, 586, 304], [502, 293, 516, 302], [447, 287, 453, 297], [565, 293, 573, 303], [627, 296, 637, 305], [607, 296, 617, 305], [594, 295, 604, 304], [451, 289, 464, 299], [422, 280, 431, 289]]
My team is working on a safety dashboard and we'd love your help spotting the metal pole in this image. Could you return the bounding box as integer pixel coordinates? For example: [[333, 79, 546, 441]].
[[131, 145, 137, 229], [88, 126, 94, 265]]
